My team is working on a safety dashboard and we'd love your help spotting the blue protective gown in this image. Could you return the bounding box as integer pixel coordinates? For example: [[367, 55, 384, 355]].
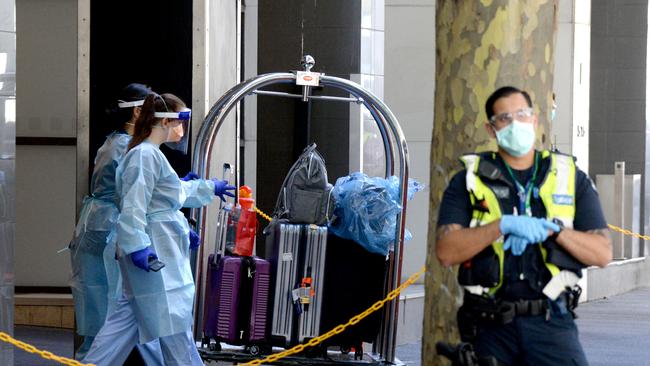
[[69, 132, 129, 337], [115, 140, 215, 343]]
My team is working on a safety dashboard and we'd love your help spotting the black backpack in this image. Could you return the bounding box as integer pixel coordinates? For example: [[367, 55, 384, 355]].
[[271, 143, 333, 225]]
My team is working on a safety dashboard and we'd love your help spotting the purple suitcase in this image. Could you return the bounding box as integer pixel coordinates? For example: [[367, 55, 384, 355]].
[[215, 257, 243, 342], [201, 163, 270, 347], [202, 205, 271, 345], [202, 201, 231, 340], [202, 254, 222, 339], [249, 259, 271, 341], [213, 256, 271, 344]]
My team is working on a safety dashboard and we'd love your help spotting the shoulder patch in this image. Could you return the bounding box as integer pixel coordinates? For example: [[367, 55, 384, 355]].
[[552, 194, 574, 205]]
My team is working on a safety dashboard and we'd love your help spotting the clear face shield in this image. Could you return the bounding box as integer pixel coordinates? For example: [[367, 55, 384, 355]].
[[118, 100, 145, 129], [154, 108, 191, 154], [117, 99, 145, 108]]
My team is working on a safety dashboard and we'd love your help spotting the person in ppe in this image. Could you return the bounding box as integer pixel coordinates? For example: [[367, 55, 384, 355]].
[[435, 86, 612, 365], [69, 83, 163, 364], [83, 93, 235, 366]]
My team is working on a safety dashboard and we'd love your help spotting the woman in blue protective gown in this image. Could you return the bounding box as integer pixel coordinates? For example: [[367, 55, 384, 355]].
[[69, 83, 163, 363], [83, 93, 234, 366]]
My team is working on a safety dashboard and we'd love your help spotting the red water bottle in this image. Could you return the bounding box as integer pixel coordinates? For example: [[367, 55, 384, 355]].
[[233, 186, 257, 256]]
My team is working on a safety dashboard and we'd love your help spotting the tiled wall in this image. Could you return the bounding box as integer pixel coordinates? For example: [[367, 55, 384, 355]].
[[589, 0, 648, 241], [0, 0, 15, 363], [590, 0, 648, 177]]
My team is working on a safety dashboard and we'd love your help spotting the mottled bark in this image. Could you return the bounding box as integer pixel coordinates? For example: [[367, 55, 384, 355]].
[[423, 1, 557, 365]]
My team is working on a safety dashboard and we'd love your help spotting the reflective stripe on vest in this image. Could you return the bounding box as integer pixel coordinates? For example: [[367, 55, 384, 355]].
[[459, 151, 576, 297]]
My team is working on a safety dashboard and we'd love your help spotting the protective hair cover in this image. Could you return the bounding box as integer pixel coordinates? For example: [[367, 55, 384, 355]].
[[118, 83, 151, 106]]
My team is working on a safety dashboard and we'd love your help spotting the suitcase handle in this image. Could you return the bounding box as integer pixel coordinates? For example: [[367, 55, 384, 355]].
[[218, 163, 233, 210], [213, 163, 233, 258]]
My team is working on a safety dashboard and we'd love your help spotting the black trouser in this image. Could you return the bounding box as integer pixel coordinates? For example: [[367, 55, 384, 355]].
[[460, 296, 588, 366]]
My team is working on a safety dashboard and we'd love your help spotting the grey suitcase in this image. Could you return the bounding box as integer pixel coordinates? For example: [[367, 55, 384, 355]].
[[296, 225, 327, 343], [268, 222, 328, 346], [270, 223, 301, 346]]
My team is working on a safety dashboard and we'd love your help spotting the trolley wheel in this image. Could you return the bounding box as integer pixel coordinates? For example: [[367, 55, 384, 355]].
[[305, 344, 325, 358], [340, 346, 351, 355]]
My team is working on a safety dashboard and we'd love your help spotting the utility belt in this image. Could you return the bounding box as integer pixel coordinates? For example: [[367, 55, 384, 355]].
[[458, 287, 581, 342], [463, 295, 549, 324]]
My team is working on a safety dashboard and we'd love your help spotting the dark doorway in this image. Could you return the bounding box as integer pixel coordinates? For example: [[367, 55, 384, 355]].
[[89, 0, 193, 183]]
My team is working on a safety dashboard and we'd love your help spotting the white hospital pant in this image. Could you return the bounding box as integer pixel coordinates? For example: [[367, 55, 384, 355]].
[[82, 295, 203, 366], [76, 335, 163, 365]]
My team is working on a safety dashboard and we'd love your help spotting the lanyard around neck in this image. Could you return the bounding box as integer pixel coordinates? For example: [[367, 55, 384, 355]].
[[504, 152, 539, 216]]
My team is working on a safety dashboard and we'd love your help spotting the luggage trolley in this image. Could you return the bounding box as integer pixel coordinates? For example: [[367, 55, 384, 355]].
[[191, 55, 411, 365]]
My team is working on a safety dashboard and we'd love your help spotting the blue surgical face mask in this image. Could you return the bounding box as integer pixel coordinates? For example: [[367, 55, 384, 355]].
[[494, 120, 536, 157]]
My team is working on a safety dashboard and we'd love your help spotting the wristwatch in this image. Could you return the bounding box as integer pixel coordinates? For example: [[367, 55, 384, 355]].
[[548, 218, 564, 241]]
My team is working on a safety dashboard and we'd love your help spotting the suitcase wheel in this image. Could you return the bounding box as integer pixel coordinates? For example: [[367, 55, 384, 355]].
[[248, 344, 261, 356], [247, 344, 272, 356], [209, 342, 221, 352]]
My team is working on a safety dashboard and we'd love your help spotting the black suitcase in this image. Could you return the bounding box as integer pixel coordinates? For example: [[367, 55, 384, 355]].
[[319, 233, 388, 353]]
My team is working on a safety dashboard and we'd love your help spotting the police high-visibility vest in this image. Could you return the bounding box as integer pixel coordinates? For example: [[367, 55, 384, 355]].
[[459, 150, 577, 297]]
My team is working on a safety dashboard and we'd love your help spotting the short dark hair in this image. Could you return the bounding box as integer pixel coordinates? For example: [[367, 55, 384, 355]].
[[484, 86, 533, 121]]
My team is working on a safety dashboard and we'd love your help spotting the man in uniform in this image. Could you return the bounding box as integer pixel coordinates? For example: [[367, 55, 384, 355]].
[[436, 86, 612, 366]]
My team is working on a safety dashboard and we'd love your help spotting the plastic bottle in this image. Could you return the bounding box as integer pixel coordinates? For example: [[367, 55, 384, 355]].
[[224, 202, 240, 255], [233, 185, 257, 257]]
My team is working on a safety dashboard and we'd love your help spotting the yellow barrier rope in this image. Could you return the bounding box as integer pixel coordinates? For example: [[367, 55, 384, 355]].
[[242, 266, 426, 366], [0, 332, 94, 366], [254, 206, 273, 223], [608, 224, 650, 241], [3, 209, 635, 366]]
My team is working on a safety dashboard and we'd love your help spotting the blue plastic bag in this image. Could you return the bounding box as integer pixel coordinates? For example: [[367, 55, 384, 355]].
[[328, 172, 424, 256]]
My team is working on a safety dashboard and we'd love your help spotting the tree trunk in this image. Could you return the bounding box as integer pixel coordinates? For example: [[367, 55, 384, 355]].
[[423, 1, 558, 365]]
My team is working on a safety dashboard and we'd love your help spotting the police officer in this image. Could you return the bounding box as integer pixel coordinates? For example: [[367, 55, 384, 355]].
[[436, 86, 612, 366]]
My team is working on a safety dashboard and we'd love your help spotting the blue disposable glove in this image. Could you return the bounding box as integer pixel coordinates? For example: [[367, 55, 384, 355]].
[[499, 215, 560, 244], [181, 171, 200, 181], [189, 229, 200, 250], [212, 178, 236, 202], [503, 235, 532, 256], [131, 246, 157, 272]]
